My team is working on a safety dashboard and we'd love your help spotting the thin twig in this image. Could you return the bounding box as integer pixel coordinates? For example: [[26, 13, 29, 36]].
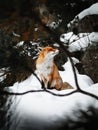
[[0, 89, 44, 95], [57, 41, 81, 90], [1, 89, 98, 100], [78, 89, 98, 100], [0, 89, 77, 96]]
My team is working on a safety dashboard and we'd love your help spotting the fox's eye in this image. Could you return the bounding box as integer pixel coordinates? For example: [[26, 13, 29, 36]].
[[48, 49, 52, 52], [48, 49, 55, 52]]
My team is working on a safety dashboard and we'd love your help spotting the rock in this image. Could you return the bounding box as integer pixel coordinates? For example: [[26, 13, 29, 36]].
[[82, 44, 98, 83]]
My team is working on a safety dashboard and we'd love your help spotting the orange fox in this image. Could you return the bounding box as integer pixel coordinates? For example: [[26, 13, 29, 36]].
[[36, 46, 73, 90]]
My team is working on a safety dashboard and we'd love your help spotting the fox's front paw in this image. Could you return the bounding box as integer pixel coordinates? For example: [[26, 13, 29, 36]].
[[41, 81, 46, 89]]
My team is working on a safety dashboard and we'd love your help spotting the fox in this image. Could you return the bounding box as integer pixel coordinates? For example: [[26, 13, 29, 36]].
[[36, 46, 73, 90]]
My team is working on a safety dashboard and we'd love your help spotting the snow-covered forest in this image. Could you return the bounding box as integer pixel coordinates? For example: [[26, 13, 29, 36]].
[[0, 0, 98, 130]]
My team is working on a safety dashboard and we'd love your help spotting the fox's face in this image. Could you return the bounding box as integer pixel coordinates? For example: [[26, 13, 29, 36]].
[[41, 46, 59, 60]]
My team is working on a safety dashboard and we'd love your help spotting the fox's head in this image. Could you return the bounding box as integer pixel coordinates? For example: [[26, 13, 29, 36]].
[[39, 46, 59, 60]]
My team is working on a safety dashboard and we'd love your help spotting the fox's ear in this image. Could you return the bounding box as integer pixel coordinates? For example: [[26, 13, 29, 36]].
[[38, 46, 43, 52]]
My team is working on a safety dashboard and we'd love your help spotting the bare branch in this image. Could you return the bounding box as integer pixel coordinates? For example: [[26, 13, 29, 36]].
[[1, 89, 98, 101], [0, 89, 44, 96], [78, 89, 98, 100], [57, 40, 81, 90]]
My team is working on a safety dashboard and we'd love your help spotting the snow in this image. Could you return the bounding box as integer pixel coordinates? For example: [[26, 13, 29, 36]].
[[53, 43, 60, 47], [62, 4, 98, 52], [60, 32, 98, 52], [48, 22, 59, 29], [89, 32, 98, 43], [60, 32, 89, 44], [67, 3, 98, 28], [0, 68, 9, 82], [60, 32, 74, 44], [47, 15, 62, 29], [3, 30, 97, 129], [12, 32, 21, 37], [16, 41, 24, 47], [77, 3, 98, 20], [60, 58, 93, 89], [5, 56, 98, 130]]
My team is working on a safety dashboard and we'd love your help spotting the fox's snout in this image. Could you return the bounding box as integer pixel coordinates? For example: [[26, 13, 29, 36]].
[[55, 49, 59, 55], [50, 49, 59, 57]]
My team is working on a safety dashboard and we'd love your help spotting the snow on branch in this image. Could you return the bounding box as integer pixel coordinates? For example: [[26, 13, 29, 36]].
[[77, 3, 98, 20], [68, 3, 98, 28], [60, 32, 98, 52]]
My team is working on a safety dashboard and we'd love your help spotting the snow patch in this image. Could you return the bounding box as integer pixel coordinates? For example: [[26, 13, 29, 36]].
[[60, 32, 98, 52], [68, 3, 98, 28], [78, 3, 98, 20]]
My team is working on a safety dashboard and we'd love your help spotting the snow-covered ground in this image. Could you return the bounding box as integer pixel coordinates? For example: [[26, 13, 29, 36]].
[[4, 25, 98, 130], [4, 57, 98, 130]]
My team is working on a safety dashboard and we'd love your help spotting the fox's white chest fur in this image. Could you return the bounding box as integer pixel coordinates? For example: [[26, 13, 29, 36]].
[[36, 46, 59, 89], [36, 59, 53, 78]]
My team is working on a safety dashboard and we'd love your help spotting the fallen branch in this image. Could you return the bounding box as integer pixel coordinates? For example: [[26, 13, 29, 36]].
[[1, 88, 98, 100]]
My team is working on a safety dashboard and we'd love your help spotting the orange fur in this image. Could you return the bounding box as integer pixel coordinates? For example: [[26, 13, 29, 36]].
[[36, 46, 73, 90]]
